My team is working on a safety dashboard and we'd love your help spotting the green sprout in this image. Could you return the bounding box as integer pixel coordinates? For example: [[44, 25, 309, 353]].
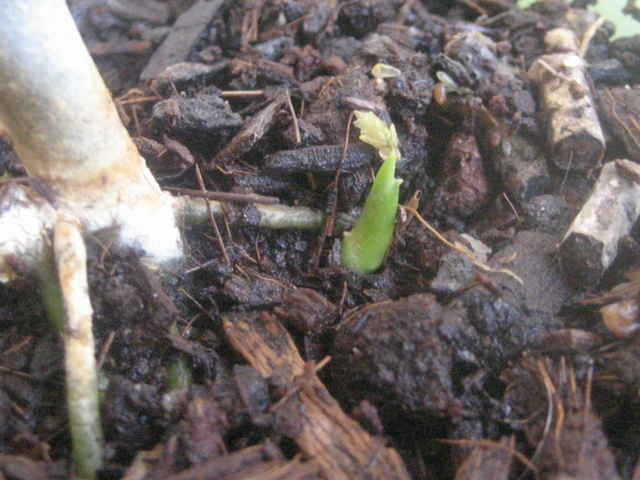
[[341, 111, 403, 275]]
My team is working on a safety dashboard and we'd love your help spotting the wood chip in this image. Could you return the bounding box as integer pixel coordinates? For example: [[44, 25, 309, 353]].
[[527, 28, 605, 170], [222, 311, 412, 480], [140, 0, 225, 81], [559, 159, 640, 288]]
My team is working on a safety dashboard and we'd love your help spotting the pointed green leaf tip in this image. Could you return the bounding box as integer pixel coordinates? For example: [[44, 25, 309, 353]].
[[341, 111, 402, 275]]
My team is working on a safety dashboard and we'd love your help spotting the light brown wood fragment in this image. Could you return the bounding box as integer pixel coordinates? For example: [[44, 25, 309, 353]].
[[559, 159, 640, 288], [140, 0, 225, 80], [223, 311, 412, 480], [527, 28, 604, 170]]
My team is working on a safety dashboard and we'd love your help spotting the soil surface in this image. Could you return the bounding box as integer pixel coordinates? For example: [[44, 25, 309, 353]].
[[2, 0, 640, 479]]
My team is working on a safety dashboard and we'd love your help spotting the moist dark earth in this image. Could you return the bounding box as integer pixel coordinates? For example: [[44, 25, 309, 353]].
[[2, 0, 640, 479]]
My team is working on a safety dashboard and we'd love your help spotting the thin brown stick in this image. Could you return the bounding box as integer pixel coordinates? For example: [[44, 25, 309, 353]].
[[0, 365, 37, 380], [116, 96, 162, 106], [584, 359, 594, 423], [195, 164, 230, 264], [455, 0, 488, 16], [131, 104, 142, 137], [285, 89, 301, 144], [501, 192, 521, 222], [1, 335, 32, 356], [313, 111, 354, 270], [163, 187, 279, 205], [605, 88, 640, 152], [401, 205, 523, 283], [315, 355, 332, 372], [335, 300, 393, 330], [579, 16, 606, 58], [179, 287, 207, 313], [538, 360, 565, 468], [96, 331, 116, 371], [534, 59, 573, 83]]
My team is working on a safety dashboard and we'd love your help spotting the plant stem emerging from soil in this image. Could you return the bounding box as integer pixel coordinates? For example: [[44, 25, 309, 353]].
[[54, 219, 102, 478], [341, 111, 402, 274], [0, 0, 183, 264], [0, 1, 182, 476], [179, 195, 356, 232]]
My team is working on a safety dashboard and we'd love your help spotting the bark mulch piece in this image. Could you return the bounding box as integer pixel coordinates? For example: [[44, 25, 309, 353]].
[[223, 309, 412, 480]]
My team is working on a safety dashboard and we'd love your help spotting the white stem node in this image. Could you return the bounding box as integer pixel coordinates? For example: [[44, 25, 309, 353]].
[[0, 183, 56, 283], [0, 0, 183, 265]]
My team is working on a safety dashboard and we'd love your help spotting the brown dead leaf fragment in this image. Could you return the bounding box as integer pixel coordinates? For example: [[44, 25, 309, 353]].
[[210, 94, 287, 168]]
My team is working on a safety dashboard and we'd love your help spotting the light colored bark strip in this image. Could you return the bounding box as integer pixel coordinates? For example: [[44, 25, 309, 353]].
[[140, 0, 226, 80], [559, 159, 640, 288], [54, 219, 103, 478], [527, 28, 605, 170]]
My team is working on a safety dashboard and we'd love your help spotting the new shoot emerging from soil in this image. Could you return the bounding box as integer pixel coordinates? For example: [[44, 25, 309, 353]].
[[341, 111, 402, 274]]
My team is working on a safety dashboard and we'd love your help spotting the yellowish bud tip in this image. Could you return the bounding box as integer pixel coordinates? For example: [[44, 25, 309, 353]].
[[371, 63, 401, 79], [353, 110, 400, 160]]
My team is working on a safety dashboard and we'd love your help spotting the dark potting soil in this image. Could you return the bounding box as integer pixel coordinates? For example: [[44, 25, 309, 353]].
[[2, 0, 640, 478]]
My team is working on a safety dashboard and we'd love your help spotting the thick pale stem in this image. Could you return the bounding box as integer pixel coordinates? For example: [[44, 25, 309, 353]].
[[0, 0, 182, 263], [54, 219, 103, 478], [0, 0, 132, 183], [0, 3, 181, 474]]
